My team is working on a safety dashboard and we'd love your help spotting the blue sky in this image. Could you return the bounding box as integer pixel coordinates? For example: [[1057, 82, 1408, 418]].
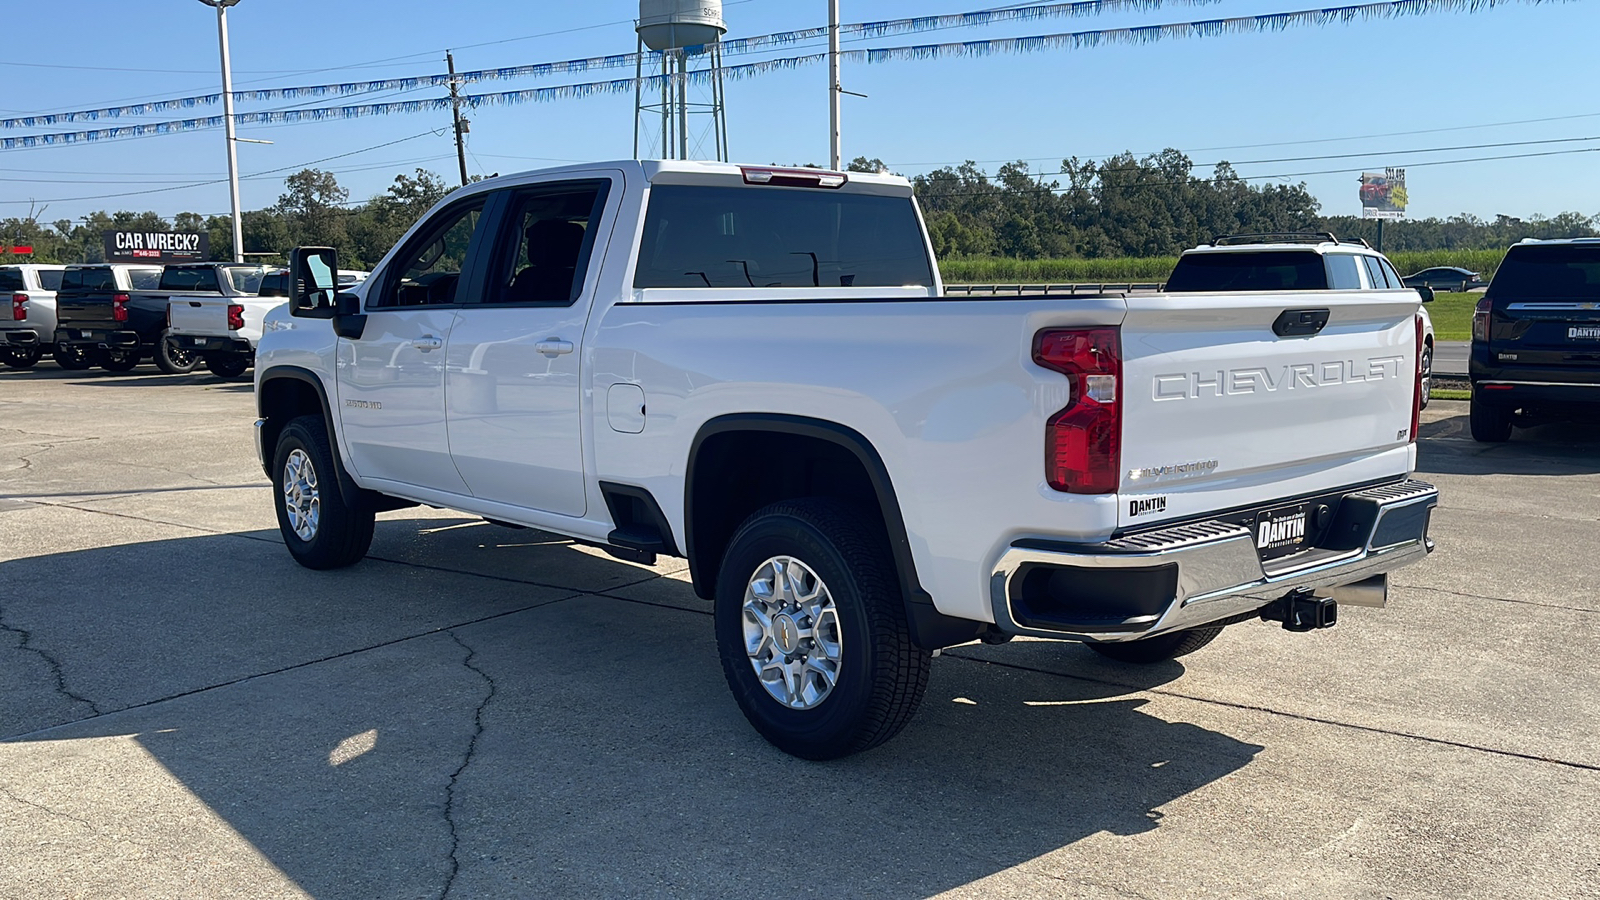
[[1, 0, 1595, 228]]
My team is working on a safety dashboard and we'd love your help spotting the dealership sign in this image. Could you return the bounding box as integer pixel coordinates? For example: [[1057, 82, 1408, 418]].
[[1359, 168, 1407, 220], [103, 230, 209, 262]]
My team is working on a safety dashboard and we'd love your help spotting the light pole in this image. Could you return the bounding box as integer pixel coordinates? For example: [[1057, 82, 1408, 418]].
[[198, 0, 244, 263], [828, 0, 841, 170]]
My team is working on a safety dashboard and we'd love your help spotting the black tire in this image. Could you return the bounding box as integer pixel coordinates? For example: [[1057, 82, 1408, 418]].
[[52, 344, 93, 370], [204, 352, 250, 380], [99, 349, 139, 372], [1, 345, 42, 369], [271, 414, 375, 570], [154, 332, 199, 375], [714, 498, 930, 760], [1419, 342, 1432, 411], [1086, 625, 1224, 664], [1469, 393, 1513, 443]]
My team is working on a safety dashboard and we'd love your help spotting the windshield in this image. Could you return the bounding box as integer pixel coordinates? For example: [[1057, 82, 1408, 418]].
[[1488, 244, 1600, 300], [226, 266, 266, 293], [634, 185, 934, 289], [1164, 251, 1330, 292]]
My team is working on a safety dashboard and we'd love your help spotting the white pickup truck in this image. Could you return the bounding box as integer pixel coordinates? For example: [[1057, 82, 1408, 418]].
[[165, 264, 273, 378], [254, 160, 1437, 759]]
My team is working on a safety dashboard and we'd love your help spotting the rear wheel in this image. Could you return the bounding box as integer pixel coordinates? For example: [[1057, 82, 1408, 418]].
[[714, 499, 930, 760], [1419, 342, 1433, 410], [1469, 393, 1513, 443], [1, 345, 42, 369], [204, 352, 250, 380], [1086, 625, 1224, 664], [52, 345, 92, 370], [154, 332, 199, 375], [98, 349, 139, 372], [272, 415, 375, 570]]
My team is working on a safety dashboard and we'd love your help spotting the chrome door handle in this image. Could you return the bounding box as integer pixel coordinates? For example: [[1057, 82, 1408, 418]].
[[412, 335, 443, 352], [535, 340, 574, 356]]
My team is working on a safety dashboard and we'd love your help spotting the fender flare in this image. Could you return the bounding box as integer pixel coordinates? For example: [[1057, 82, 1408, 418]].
[[686, 413, 982, 650], [257, 365, 364, 511]]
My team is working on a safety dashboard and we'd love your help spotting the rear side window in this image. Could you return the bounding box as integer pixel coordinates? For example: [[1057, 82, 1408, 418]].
[[1361, 256, 1393, 289], [1488, 245, 1600, 300], [63, 268, 118, 291], [159, 267, 221, 292], [37, 270, 63, 291], [226, 266, 265, 294], [0, 269, 23, 292], [634, 185, 934, 289], [1325, 254, 1364, 290], [1164, 251, 1329, 292]]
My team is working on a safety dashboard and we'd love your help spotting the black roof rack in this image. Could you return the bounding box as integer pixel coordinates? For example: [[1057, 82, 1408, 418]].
[[1207, 232, 1371, 249]]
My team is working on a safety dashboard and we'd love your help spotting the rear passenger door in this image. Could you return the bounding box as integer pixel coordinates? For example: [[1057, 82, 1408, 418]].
[[443, 175, 618, 517]]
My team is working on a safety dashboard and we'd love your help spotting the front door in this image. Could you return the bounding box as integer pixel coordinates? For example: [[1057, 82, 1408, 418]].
[[337, 197, 490, 494], [444, 177, 616, 517]]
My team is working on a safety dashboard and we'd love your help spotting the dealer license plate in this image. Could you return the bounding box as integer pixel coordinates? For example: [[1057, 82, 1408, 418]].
[[1254, 504, 1311, 560], [1568, 326, 1600, 341]]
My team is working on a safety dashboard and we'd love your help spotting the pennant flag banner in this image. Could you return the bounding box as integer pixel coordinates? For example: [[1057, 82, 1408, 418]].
[[0, 0, 1574, 148], [1, 0, 1221, 130]]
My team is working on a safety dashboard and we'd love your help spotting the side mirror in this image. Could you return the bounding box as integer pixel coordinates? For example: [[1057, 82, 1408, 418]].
[[1416, 286, 1435, 303], [287, 247, 339, 319]]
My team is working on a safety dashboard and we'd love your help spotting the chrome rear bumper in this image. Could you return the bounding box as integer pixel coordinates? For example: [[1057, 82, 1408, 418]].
[[990, 480, 1438, 642]]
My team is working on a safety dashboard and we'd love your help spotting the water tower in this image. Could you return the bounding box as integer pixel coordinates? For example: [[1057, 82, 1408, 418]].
[[633, 0, 729, 162]]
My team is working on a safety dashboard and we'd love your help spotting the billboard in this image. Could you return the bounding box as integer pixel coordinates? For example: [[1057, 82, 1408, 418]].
[[1359, 168, 1407, 220], [103, 230, 209, 263]]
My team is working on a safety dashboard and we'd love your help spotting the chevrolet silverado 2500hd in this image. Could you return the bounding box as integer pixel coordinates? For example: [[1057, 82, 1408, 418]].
[[254, 160, 1437, 759]]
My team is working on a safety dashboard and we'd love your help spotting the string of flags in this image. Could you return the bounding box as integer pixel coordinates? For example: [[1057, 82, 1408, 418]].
[[0, 0, 1573, 149]]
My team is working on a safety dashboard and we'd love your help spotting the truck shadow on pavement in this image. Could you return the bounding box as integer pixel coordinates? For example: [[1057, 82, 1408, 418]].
[[1418, 410, 1600, 476], [1, 516, 1265, 899]]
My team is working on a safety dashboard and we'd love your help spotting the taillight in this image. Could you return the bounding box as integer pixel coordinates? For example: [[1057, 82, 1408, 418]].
[[11, 293, 25, 321], [227, 304, 245, 331], [1411, 314, 1424, 444], [1034, 327, 1122, 494], [1472, 297, 1491, 343], [112, 293, 129, 323]]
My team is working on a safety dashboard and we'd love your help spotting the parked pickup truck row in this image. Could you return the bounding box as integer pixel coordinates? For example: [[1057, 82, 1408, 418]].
[[256, 159, 1439, 759]]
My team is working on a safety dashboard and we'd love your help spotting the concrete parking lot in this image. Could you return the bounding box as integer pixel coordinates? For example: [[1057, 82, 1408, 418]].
[[2, 360, 1598, 900]]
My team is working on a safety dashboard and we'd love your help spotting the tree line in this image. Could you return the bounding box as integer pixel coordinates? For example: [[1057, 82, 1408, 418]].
[[3, 150, 1595, 268]]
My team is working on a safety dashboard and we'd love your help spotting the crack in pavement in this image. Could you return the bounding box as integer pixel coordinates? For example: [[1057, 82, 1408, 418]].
[[0, 784, 118, 840], [1388, 583, 1599, 614], [439, 630, 496, 900], [0, 600, 101, 717]]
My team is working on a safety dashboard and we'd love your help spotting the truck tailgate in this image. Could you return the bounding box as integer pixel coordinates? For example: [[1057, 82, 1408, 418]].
[[168, 297, 233, 337], [1118, 290, 1419, 529]]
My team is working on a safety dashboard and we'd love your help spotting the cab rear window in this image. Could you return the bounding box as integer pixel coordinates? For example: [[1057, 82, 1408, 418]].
[[1488, 245, 1600, 300], [159, 267, 221, 292], [1164, 251, 1329, 292], [634, 185, 934, 289], [0, 269, 23, 292], [62, 268, 118, 291]]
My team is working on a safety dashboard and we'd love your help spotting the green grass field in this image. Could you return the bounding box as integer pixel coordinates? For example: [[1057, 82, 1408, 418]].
[[1427, 292, 1476, 342]]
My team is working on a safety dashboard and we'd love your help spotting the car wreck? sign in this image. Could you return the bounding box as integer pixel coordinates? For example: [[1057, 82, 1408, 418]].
[[102, 230, 209, 263]]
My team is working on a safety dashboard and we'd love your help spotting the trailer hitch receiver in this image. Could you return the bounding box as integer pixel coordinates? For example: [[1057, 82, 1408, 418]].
[[1260, 587, 1337, 632]]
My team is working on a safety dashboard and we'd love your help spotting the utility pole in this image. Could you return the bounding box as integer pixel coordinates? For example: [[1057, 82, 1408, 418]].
[[198, 0, 244, 263], [828, 0, 841, 170], [447, 52, 469, 186]]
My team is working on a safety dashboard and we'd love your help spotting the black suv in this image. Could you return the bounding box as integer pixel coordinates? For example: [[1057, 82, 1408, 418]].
[[1469, 239, 1600, 441]]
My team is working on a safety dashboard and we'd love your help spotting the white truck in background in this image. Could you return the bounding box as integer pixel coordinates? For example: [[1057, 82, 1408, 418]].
[[254, 160, 1438, 759]]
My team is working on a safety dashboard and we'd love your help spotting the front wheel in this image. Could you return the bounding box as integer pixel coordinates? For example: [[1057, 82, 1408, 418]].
[[272, 415, 375, 570], [1086, 625, 1224, 664], [1, 345, 42, 369], [1470, 393, 1513, 443], [204, 352, 250, 380], [155, 333, 199, 375], [714, 499, 930, 760], [52, 344, 92, 370]]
